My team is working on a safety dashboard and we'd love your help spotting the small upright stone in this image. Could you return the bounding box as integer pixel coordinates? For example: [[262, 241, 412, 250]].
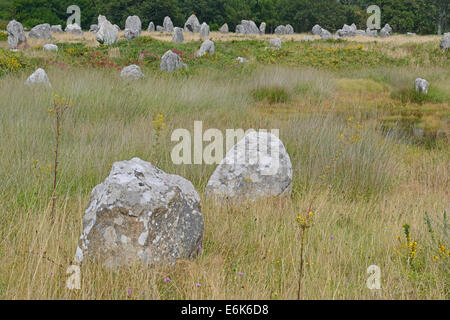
[[65, 23, 83, 35], [269, 38, 282, 49], [147, 22, 155, 32], [156, 26, 164, 32], [259, 22, 266, 35], [219, 23, 229, 34], [120, 64, 144, 80], [43, 44, 58, 51], [415, 78, 429, 94], [312, 24, 322, 35], [200, 22, 210, 40], [89, 24, 99, 33], [7, 20, 26, 49], [274, 25, 287, 35], [235, 24, 243, 34], [29, 23, 51, 39], [96, 15, 119, 45], [440, 33, 450, 51], [380, 24, 392, 38], [240, 20, 259, 34], [163, 16, 174, 33], [172, 27, 184, 43], [51, 25, 63, 33], [196, 39, 215, 57], [285, 24, 294, 34], [366, 28, 378, 37], [320, 29, 332, 40], [160, 50, 187, 72], [124, 15, 142, 39], [184, 14, 200, 33], [25, 68, 51, 87]]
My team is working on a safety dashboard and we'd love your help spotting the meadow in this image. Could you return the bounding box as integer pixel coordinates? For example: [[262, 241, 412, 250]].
[[0, 31, 449, 299]]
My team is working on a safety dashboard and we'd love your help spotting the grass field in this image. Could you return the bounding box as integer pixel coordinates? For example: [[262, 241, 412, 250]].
[[0, 31, 449, 299]]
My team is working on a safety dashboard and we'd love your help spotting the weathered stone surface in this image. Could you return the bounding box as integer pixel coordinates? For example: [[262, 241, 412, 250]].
[[114, 24, 120, 31], [156, 26, 164, 32], [219, 23, 229, 34], [269, 38, 282, 48], [337, 24, 356, 37], [205, 131, 293, 202], [320, 28, 332, 40], [285, 24, 294, 34], [184, 14, 200, 33], [72, 158, 204, 268], [312, 24, 322, 35], [96, 16, 119, 45], [65, 23, 83, 35], [51, 25, 63, 33], [415, 78, 429, 94], [200, 22, 210, 40], [160, 50, 187, 72], [120, 64, 144, 80], [274, 25, 287, 35], [172, 27, 184, 43], [196, 39, 215, 57], [7, 20, 26, 49], [355, 29, 366, 36], [89, 24, 99, 33], [163, 16, 174, 33], [259, 22, 266, 35], [147, 22, 155, 32], [124, 15, 141, 39], [239, 20, 259, 34], [440, 33, 450, 51], [366, 28, 378, 37], [43, 44, 58, 51], [25, 68, 51, 87], [235, 24, 243, 34], [380, 24, 392, 38], [236, 57, 249, 63], [29, 23, 51, 39]]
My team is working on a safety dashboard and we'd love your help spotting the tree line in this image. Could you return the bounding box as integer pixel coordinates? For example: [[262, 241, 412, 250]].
[[0, 0, 448, 35]]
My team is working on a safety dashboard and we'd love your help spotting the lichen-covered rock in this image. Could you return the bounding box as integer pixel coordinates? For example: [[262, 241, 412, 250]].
[[114, 24, 120, 31], [147, 22, 155, 32], [124, 15, 141, 39], [184, 14, 200, 33], [72, 158, 204, 268], [65, 23, 83, 35], [96, 15, 119, 45], [235, 24, 243, 34], [89, 24, 99, 33], [269, 38, 282, 49], [274, 25, 287, 35], [219, 23, 229, 34], [29, 23, 51, 39], [200, 22, 210, 40], [172, 27, 184, 43], [51, 25, 63, 33], [380, 24, 392, 38], [196, 39, 214, 57], [259, 22, 266, 35], [236, 57, 249, 63], [337, 24, 356, 37], [163, 16, 174, 33], [156, 25, 164, 32], [440, 33, 450, 51], [43, 44, 58, 51], [7, 20, 26, 49], [366, 28, 377, 37], [312, 24, 322, 35], [415, 78, 429, 94], [160, 50, 187, 72], [120, 64, 144, 80], [25, 68, 51, 87], [320, 28, 332, 40], [238, 20, 259, 34], [285, 24, 294, 34], [205, 131, 293, 202]]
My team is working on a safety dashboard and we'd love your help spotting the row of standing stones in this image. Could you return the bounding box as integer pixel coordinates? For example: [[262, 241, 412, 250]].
[[8, 15, 448, 268]]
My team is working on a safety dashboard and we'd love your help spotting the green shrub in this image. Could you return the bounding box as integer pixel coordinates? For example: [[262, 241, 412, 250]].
[[0, 49, 29, 76], [0, 31, 7, 41], [391, 87, 450, 105]]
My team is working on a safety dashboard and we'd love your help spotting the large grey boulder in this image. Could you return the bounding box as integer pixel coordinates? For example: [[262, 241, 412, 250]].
[[163, 16, 174, 33], [366, 28, 378, 37], [124, 15, 142, 39], [285, 24, 294, 34], [380, 24, 392, 38], [96, 15, 119, 45], [205, 131, 292, 202], [415, 78, 429, 94], [219, 23, 229, 34], [43, 44, 58, 51], [337, 24, 356, 37], [320, 28, 332, 40], [72, 158, 204, 268], [172, 27, 184, 43], [65, 23, 83, 35], [147, 22, 155, 32], [200, 22, 210, 40], [160, 50, 187, 72], [89, 24, 99, 33], [235, 24, 243, 34], [51, 25, 63, 33], [7, 20, 27, 49], [120, 64, 144, 80], [312, 24, 322, 35], [239, 20, 259, 34], [196, 39, 215, 57], [184, 14, 200, 33], [269, 38, 282, 49], [440, 33, 450, 51], [25, 68, 51, 87], [259, 22, 266, 35], [29, 23, 51, 39], [274, 25, 287, 35]]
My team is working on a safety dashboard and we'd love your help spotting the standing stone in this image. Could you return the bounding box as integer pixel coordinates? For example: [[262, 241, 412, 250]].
[[172, 27, 184, 43], [366, 28, 378, 37], [184, 14, 200, 33], [147, 22, 155, 32], [285, 24, 294, 34], [312, 24, 322, 35], [269, 38, 282, 49], [196, 39, 215, 57], [380, 24, 392, 38], [7, 20, 26, 49], [51, 25, 63, 33], [89, 24, 99, 33], [120, 64, 144, 80], [163, 16, 174, 33], [29, 23, 51, 39], [72, 158, 204, 268], [415, 78, 429, 94], [124, 15, 142, 39], [25, 68, 51, 87], [43, 44, 58, 51], [440, 33, 450, 51], [65, 23, 83, 35], [114, 24, 120, 31], [219, 23, 229, 34], [259, 22, 266, 35], [160, 50, 187, 72], [241, 20, 259, 34], [96, 15, 119, 45], [200, 22, 210, 40], [205, 131, 293, 202], [156, 26, 164, 32], [235, 24, 243, 34], [320, 28, 332, 40], [274, 25, 287, 35]]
